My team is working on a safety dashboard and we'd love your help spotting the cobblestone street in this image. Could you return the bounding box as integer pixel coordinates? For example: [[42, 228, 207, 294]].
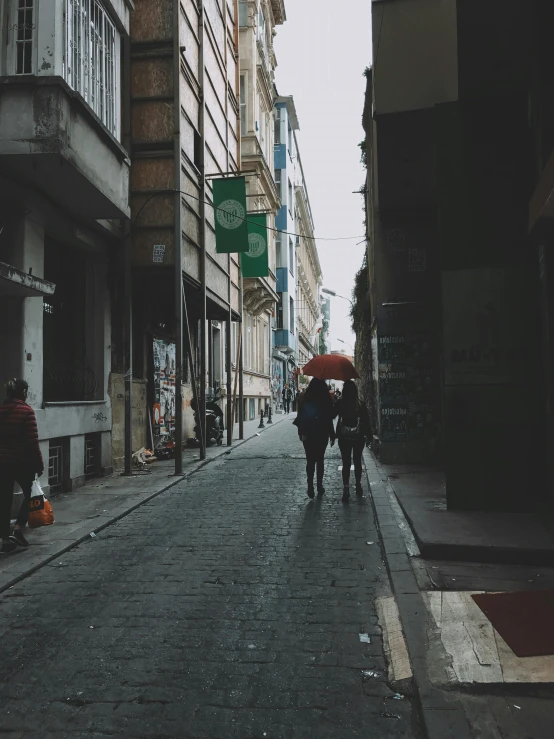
[[0, 418, 421, 739]]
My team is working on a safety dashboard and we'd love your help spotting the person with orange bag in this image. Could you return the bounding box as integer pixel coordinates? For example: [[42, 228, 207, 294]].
[[0, 379, 44, 552]]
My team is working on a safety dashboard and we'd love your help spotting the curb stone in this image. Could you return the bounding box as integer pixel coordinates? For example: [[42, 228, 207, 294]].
[[0, 415, 288, 595], [364, 449, 473, 739]]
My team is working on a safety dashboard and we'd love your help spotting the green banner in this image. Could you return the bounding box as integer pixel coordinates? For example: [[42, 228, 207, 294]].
[[241, 213, 269, 278], [213, 177, 248, 253]]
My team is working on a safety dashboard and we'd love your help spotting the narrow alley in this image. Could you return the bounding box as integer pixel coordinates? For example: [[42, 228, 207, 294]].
[[0, 419, 421, 739]]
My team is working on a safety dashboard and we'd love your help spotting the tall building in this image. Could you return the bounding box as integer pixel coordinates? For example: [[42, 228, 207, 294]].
[[129, 0, 242, 460], [272, 95, 299, 402], [0, 0, 131, 491], [365, 0, 554, 515], [237, 0, 285, 422], [294, 142, 322, 386]]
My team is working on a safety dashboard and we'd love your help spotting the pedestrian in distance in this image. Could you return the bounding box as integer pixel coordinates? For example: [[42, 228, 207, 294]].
[[282, 384, 292, 414], [0, 379, 44, 552], [334, 380, 371, 503], [293, 377, 336, 499]]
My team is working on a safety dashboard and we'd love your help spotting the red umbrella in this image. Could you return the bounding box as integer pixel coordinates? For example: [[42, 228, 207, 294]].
[[302, 354, 359, 382]]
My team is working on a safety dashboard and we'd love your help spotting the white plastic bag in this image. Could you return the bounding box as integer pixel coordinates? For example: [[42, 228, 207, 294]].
[[28, 475, 54, 528], [30, 475, 44, 500]]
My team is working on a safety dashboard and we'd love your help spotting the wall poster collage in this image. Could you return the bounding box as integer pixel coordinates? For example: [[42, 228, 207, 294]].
[[378, 332, 436, 442], [152, 338, 176, 438]]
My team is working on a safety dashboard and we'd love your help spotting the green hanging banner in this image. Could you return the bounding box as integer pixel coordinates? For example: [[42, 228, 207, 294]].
[[213, 176, 249, 253], [241, 213, 269, 278]]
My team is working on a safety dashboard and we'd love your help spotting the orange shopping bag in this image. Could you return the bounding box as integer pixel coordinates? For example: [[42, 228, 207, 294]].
[[27, 476, 54, 528]]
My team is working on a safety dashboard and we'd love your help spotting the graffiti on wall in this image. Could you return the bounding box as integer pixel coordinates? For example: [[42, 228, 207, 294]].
[[152, 338, 176, 437]]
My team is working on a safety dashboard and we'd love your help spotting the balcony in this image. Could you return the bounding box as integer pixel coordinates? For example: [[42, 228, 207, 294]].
[[0, 0, 131, 220]]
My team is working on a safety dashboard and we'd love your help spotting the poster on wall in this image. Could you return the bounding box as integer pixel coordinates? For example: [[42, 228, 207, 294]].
[[152, 338, 176, 437]]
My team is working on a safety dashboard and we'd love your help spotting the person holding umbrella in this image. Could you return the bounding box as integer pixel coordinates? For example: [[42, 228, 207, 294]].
[[293, 378, 335, 499], [298, 354, 361, 501], [334, 380, 371, 502]]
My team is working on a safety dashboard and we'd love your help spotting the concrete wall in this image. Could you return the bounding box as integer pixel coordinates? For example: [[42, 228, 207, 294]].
[[109, 376, 148, 470]]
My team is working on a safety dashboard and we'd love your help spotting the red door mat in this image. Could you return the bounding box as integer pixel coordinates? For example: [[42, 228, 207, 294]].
[[472, 590, 554, 658]]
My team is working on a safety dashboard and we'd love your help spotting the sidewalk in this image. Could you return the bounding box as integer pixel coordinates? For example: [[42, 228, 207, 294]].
[[365, 450, 554, 739], [0, 413, 291, 594], [380, 463, 554, 565]]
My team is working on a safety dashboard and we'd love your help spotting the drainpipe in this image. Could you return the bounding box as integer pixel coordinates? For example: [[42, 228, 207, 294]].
[[173, 0, 184, 475], [199, 0, 207, 459]]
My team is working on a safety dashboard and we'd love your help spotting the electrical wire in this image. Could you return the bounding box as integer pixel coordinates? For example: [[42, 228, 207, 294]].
[[132, 189, 365, 242]]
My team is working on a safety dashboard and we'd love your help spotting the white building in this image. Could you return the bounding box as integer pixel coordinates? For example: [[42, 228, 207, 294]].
[[0, 0, 131, 491], [237, 0, 285, 422]]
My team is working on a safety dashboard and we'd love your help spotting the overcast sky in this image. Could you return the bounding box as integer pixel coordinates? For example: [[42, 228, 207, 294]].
[[274, 0, 372, 354]]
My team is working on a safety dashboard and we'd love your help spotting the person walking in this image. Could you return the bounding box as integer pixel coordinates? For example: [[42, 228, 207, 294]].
[[334, 380, 371, 502], [294, 378, 336, 499], [282, 384, 292, 414], [0, 379, 44, 552]]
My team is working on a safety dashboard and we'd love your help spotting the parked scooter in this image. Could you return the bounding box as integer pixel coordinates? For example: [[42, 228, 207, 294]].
[[191, 389, 224, 446]]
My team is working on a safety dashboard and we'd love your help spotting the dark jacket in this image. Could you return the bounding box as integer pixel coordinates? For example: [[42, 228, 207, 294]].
[[294, 389, 335, 442], [334, 399, 371, 441], [0, 399, 44, 474]]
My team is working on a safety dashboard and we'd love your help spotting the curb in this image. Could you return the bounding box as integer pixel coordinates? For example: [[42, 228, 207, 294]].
[[364, 449, 473, 739], [0, 415, 288, 596]]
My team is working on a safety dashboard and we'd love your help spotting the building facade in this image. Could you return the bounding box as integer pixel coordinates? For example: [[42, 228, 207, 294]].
[[294, 142, 322, 390], [129, 0, 242, 458], [366, 0, 550, 516], [237, 0, 284, 422], [0, 0, 132, 491], [272, 95, 298, 406]]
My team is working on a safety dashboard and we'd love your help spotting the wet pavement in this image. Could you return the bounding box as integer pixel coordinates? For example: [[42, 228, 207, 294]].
[[0, 418, 422, 738]]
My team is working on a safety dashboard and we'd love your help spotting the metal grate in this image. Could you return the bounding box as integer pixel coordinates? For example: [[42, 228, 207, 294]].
[[65, 0, 118, 136], [84, 434, 99, 478], [48, 439, 64, 492]]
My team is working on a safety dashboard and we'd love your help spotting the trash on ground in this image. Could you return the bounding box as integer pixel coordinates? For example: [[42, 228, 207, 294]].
[[89, 532, 97, 538], [392, 693, 404, 700], [132, 447, 157, 469], [89, 626, 94, 629], [359, 633, 371, 643], [366, 541, 374, 545], [256, 433, 261, 436], [361, 670, 381, 679], [514, 705, 521, 710], [380, 712, 401, 720]]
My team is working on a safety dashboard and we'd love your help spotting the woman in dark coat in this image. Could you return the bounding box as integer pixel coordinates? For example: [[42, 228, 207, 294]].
[[0, 379, 44, 552], [334, 380, 371, 502], [294, 377, 335, 498]]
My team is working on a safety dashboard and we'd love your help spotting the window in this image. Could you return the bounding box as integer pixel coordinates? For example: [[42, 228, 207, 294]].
[[249, 398, 256, 421], [289, 297, 295, 334], [240, 74, 247, 132], [276, 295, 283, 329], [238, 0, 248, 26], [65, 0, 119, 137], [289, 237, 294, 275], [276, 237, 283, 268], [43, 239, 99, 402], [14, 0, 34, 74], [288, 124, 292, 154], [274, 114, 281, 145], [288, 180, 293, 213], [257, 5, 267, 59], [275, 169, 281, 199]]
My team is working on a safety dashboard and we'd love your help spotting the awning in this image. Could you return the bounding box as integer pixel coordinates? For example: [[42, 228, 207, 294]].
[[0, 261, 55, 298]]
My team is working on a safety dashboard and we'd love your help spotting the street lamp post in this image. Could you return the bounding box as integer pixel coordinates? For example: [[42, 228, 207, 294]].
[[321, 287, 353, 307], [337, 338, 354, 353]]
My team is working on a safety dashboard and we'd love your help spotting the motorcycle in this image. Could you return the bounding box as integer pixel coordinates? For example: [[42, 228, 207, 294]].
[[191, 389, 224, 446]]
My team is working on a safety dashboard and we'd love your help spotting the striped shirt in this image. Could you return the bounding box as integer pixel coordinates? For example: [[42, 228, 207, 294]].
[[0, 399, 44, 474]]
